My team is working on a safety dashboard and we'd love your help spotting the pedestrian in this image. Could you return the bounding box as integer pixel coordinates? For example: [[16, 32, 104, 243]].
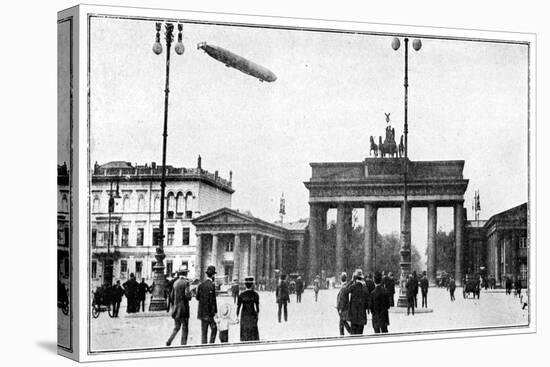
[[384, 272, 396, 307], [448, 277, 456, 301], [295, 276, 304, 303], [313, 275, 321, 302], [514, 278, 522, 298], [276, 274, 290, 322], [123, 273, 138, 313], [371, 272, 390, 333], [237, 276, 260, 341], [348, 269, 369, 335], [111, 280, 124, 317], [231, 278, 240, 304], [196, 265, 218, 344], [406, 274, 416, 315], [215, 303, 239, 343], [166, 266, 192, 346], [336, 272, 351, 336], [420, 272, 429, 308], [137, 278, 149, 312], [166, 273, 178, 312], [365, 273, 375, 314], [505, 276, 513, 295], [412, 271, 419, 308]]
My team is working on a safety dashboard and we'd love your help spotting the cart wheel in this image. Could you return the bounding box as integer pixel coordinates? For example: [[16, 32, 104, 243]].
[[92, 305, 100, 318], [108, 305, 115, 318]]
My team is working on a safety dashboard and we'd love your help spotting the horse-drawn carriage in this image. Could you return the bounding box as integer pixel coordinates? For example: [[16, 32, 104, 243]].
[[92, 285, 115, 318], [463, 277, 481, 299]]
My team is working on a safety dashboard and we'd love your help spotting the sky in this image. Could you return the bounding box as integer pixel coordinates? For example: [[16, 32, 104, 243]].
[[89, 16, 529, 263]]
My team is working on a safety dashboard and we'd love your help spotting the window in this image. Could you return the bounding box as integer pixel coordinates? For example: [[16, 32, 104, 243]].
[[136, 261, 143, 279], [153, 228, 160, 247], [176, 192, 184, 213], [225, 240, 234, 252], [166, 260, 173, 276], [136, 228, 144, 247], [58, 229, 65, 246], [137, 194, 145, 212], [92, 261, 97, 279], [92, 195, 100, 212], [122, 195, 130, 212], [64, 258, 69, 275], [167, 193, 176, 216], [153, 196, 160, 212], [519, 237, 528, 249], [92, 228, 97, 247], [182, 228, 190, 246], [520, 263, 528, 281], [167, 228, 175, 246], [61, 195, 69, 212], [121, 228, 129, 247], [120, 260, 128, 275]]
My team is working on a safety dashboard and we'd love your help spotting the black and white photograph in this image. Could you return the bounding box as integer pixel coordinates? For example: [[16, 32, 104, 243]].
[[82, 5, 533, 356]]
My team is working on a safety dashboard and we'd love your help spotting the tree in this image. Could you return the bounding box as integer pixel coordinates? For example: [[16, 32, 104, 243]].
[[424, 229, 455, 275]]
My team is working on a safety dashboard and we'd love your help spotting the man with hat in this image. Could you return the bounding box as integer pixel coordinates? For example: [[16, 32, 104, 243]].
[[237, 276, 260, 341], [276, 274, 290, 323], [348, 269, 370, 335], [166, 265, 192, 346], [336, 272, 352, 335], [196, 265, 218, 344], [295, 275, 304, 303], [370, 272, 390, 333]]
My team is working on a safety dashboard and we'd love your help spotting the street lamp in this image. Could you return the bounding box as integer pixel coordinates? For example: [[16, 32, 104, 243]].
[[104, 180, 121, 287], [391, 37, 422, 308], [149, 22, 185, 312]]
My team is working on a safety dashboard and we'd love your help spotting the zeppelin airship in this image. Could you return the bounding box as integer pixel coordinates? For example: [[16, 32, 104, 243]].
[[197, 42, 277, 82]]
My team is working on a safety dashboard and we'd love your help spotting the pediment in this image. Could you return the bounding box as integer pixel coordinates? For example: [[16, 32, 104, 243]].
[[192, 208, 256, 226]]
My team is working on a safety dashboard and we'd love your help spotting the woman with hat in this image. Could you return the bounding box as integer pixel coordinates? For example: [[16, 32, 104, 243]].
[[237, 276, 260, 341]]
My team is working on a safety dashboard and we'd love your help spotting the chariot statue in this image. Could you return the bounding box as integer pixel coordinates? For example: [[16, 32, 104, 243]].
[[369, 113, 404, 158]]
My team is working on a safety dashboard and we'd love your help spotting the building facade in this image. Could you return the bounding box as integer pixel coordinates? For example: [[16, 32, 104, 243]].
[[58, 163, 71, 287], [464, 203, 528, 287], [91, 159, 233, 287]]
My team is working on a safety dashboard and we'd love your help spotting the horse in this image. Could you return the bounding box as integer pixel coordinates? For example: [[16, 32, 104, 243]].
[[369, 136, 378, 157], [398, 135, 404, 157], [379, 135, 398, 158]]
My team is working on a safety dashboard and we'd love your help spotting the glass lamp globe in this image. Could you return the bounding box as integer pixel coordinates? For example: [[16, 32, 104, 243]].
[[412, 39, 422, 51], [391, 37, 401, 50], [174, 42, 185, 55], [152, 42, 163, 55]]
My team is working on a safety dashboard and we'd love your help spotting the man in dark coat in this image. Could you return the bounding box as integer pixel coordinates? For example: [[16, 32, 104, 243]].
[[295, 276, 304, 303], [384, 272, 396, 307], [230, 279, 240, 304], [336, 272, 351, 336], [420, 272, 429, 308], [196, 265, 218, 344], [137, 278, 150, 312], [406, 274, 416, 315], [505, 276, 513, 295], [348, 269, 369, 335], [276, 274, 290, 322], [365, 273, 375, 314], [166, 266, 192, 346], [111, 280, 125, 317], [412, 271, 419, 308], [123, 273, 138, 313], [448, 277, 456, 301], [370, 272, 390, 333]]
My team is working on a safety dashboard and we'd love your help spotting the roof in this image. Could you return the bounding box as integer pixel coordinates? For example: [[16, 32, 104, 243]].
[[100, 161, 133, 169]]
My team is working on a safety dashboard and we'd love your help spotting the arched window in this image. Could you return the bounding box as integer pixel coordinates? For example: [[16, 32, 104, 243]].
[[184, 191, 194, 219], [61, 195, 68, 212], [137, 194, 145, 212], [122, 194, 130, 212], [167, 192, 176, 213], [176, 192, 184, 214], [153, 195, 160, 212], [92, 195, 100, 212]]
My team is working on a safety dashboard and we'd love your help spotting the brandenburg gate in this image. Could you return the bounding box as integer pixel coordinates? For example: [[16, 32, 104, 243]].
[[303, 158, 469, 286]]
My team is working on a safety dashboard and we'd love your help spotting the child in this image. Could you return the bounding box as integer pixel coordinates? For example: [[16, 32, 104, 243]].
[[215, 303, 239, 343]]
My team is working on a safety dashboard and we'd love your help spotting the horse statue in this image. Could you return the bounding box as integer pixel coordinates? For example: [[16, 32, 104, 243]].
[[379, 125, 398, 158], [398, 135, 404, 158], [369, 136, 378, 157]]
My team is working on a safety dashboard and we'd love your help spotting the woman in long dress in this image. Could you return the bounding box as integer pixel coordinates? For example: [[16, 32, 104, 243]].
[[237, 276, 260, 341]]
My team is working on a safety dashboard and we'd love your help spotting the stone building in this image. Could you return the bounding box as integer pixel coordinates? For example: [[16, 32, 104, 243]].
[[464, 203, 528, 287], [58, 163, 71, 287], [90, 159, 233, 286], [192, 208, 307, 284]]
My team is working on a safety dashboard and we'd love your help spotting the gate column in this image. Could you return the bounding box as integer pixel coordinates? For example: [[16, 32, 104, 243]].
[[427, 203, 437, 286]]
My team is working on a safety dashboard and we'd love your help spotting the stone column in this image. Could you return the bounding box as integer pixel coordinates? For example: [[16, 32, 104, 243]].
[[308, 204, 320, 284], [278, 239, 283, 273], [344, 207, 353, 276], [232, 233, 241, 281], [364, 204, 375, 275], [211, 234, 218, 271], [265, 237, 271, 282], [296, 238, 304, 275], [454, 203, 464, 286], [270, 238, 277, 277], [195, 234, 202, 280], [257, 235, 264, 279], [427, 203, 437, 286], [336, 204, 346, 275], [250, 234, 257, 280], [372, 207, 377, 271]]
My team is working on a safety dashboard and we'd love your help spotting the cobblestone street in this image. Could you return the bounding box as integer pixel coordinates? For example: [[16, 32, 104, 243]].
[[91, 287, 529, 351]]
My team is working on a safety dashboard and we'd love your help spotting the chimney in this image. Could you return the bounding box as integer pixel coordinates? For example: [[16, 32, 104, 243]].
[[151, 162, 156, 169], [197, 155, 202, 170]]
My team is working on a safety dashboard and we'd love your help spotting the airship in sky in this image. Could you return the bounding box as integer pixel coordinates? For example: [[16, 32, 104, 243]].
[[197, 42, 277, 83]]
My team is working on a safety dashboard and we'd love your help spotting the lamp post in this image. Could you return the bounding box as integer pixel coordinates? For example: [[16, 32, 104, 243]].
[[149, 22, 185, 311], [391, 37, 422, 308], [104, 180, 120, 287]]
